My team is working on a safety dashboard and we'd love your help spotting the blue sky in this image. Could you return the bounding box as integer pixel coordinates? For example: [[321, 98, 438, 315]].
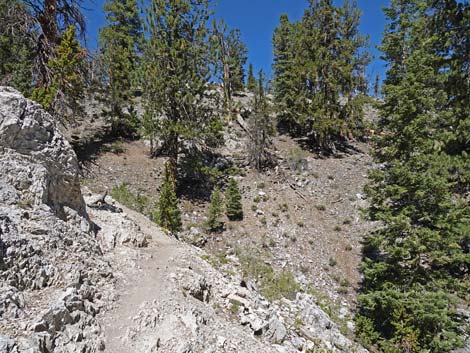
[[83, 0, 389, 83]]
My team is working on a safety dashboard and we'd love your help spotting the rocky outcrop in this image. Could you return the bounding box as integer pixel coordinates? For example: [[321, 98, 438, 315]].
[[0, 87, 112, 352], [0, 87, 87, 224]]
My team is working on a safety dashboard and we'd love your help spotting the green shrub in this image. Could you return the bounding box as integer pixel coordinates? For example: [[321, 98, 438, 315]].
[[111, 183, 149, 213], [237, 249, 300, 301], [287, 147, 308, 172], [229, 299, 242, 314], [17, 197, 33, 209], [328, 257, 337, 267]]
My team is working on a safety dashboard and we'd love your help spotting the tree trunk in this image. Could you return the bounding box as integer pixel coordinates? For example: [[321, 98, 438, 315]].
[[36, 0, 58, 88], [167, 132, 178, 190]]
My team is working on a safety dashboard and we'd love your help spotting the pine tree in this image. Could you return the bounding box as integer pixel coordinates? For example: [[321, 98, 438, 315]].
[[337, 0, 370, 137], [272, 14, 300, 133], [22, 0, 86, 90], [142, 0, 223, 183], [204, 187, 224, 232], [153, 162, 182, 234], [272, 2, 369, 151], [0, 0, 34, 95], [248, 70, 275, 170], [225, 178, 243, 221], [357, 1, 470, 351], [246, 63, 256, 92], [31, 25, 87, 119], [98, 0, 143, 135], [212, 20, 248, 108]]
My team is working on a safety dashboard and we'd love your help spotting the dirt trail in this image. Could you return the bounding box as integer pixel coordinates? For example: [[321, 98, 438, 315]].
[[93, 206, 181, 353]]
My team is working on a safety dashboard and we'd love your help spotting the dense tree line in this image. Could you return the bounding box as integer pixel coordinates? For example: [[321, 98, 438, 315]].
[[0, 0, 253, 234]]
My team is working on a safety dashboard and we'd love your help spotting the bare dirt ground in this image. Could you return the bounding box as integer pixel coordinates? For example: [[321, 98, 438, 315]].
[[94, 206, 180, 353]]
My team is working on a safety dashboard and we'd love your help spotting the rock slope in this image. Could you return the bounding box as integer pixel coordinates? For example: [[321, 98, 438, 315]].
[[0, 87, 112, 352], [0, 87, 367, 352], [88, 193, 367, 353]]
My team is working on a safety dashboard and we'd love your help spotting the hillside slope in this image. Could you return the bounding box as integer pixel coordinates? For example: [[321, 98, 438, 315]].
[[0, 88, 369, 352]]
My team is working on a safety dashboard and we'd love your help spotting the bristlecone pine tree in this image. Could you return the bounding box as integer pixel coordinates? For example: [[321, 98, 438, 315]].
[[272, 13, 301, 133], [246, 63, 256, 92], [153, 162, 181, 235], [22, 0, 86, 90], [272, 1, 370, 151], [357, 1, 470, 352], [142, 0, 223, 181], [98, 0, 143, 135], [212, 20, 248, 109], [225, 178, 243, 221], [247, 70, 275, 170], [204, 187, 224, 232], [31, 25, 87, 119]]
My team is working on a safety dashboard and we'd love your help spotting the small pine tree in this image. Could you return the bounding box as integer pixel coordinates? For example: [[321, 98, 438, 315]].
[[204, 187, 224, 232], [225, 178, 243, 221], [153, 163, 181, 234], [247, 63, 256, 92]]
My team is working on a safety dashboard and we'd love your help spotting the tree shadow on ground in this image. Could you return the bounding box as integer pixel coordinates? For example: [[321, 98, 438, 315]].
[[296, 136, 366, 158], [71, 126, 139, 174], [177, 150, 235, 203]]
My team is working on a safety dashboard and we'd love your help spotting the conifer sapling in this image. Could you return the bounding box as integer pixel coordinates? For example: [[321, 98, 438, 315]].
[[225, 178, 243, 221], [204, 187, 224, 232], [153, 162, 182, 235]]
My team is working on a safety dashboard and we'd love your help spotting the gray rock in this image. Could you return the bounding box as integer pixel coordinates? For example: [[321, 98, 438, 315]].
[[0, 87, 88, 225], [0, 87, 111, 353], [265, 315, 287, 344], [181, 227, 207, 247], [181, 272, 211, 303], [240, 312, 268, 333], [0, 335, 18, 353]]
